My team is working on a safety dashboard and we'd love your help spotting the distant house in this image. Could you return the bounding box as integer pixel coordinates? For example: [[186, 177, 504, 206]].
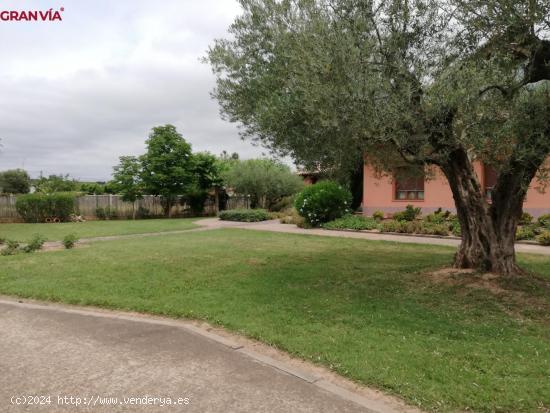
[[362, 160, 550, 218]]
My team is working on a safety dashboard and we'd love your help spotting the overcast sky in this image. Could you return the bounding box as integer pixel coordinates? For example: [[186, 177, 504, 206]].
[[0, 0, 268, 181]]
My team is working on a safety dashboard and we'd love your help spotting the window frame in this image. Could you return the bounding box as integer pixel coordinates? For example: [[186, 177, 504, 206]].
[[393, 170, 425, 202]]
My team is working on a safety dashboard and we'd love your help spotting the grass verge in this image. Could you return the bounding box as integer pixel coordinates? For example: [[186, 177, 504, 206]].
[[0, 229, 548, 412], [0, 218, 199, 242]]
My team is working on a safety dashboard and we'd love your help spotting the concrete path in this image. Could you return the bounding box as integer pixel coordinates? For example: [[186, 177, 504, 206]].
[[37, 218, 550, 256], [0, 299, 412, 413], [196, 218, 550, 256]]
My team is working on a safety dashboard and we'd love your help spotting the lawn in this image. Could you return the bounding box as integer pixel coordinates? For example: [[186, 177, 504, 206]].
[[0, 218, 199, 242], [0, 229, 548, 413]]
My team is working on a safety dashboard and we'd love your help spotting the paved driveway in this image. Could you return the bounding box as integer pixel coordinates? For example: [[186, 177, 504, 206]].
[[0, 300, 389, 413]]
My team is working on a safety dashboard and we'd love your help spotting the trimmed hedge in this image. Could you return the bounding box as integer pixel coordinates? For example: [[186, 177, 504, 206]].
[[15, 192, 77, 223], [219, 209, 270, 222]]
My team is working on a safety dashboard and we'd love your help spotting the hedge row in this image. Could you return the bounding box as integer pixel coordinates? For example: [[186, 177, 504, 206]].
[[218, 209, 271, 222], [15, 192, 77, 223]]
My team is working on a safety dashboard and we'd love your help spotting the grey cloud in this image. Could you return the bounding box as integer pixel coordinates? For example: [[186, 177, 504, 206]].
[[0, 0, 266, 181]]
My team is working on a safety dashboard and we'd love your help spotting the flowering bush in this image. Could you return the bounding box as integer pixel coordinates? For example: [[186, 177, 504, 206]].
[[294, 181, 352, 227]]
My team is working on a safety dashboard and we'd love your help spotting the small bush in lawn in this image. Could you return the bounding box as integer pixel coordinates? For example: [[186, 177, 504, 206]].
[[536, 231, 550, 246], [516, 226, 536, 241], [537, 214, 550, 228], [392, 204, 422, 222], [219, 209, 271, 222], [1, 240, 21, 256], [22, 234, 46, 253], [520, 212, 533, 225], [372, 210, 385, 221], [16, 192, 76, 223], [294, 181, 352, 227], [323, 215, 379, 231], [63, 233, 79, 249], [0, 236, 5, 245], [380, 220, 402, 233]]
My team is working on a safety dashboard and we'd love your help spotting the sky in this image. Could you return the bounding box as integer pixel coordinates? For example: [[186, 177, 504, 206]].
[[0, 0, 268, 181]]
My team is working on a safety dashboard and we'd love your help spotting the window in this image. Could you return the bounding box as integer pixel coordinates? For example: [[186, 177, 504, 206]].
[[395, 169, 425, 201], [484, 164, 497, 199]]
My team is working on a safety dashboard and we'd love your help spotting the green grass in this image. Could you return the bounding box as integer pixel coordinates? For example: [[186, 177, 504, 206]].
[[0, 218, 198, 242], [0, 229, 548, 413]]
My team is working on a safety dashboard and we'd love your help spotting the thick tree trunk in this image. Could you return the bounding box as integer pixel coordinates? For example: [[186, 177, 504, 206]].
[[440, 149, 523, 276]]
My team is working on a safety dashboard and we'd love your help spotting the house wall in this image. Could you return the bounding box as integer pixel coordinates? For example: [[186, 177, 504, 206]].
[[362, 162, 550, 218]]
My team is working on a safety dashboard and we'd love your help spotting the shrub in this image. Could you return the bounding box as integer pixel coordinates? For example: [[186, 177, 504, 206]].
[[398, 221, 424, 234], [372, 210, 385, 221], [0, 236, 5, 245], [536, 231, 550, 246], [516, 227, 536, 241], [1, 240, 20, 256], [219, 209, 271, 222], [16, 192, 76, 223], [96, 206, 118, 220], [323, 215, 379, 231], [270, 196, 294, 212], [420, 223, 450, 236], [136, 206, 152, 219], [63, 233, 79, 249], [519, 212, 533, 225], [537, 214, 550, 228], [96, 207, 107, 220], [294, 181, 352, 226], [392, 204, 421, 222], [278, 208, 305, 227], [380, 220, 402, 233], [22, 234, 46, 253], [424, 208, 451, 224], [451, 224, 462, 237]]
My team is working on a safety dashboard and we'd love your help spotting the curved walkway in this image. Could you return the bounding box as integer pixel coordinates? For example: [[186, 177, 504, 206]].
[[195, 218, 550, 256], [37, 218, 550, 256]]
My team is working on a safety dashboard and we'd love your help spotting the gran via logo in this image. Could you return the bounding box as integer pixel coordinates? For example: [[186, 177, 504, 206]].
[[0, 5, 65, 22]]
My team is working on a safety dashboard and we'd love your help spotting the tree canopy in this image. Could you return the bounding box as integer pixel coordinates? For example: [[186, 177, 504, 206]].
[[140, 125, 195, 216], [35, 174, 78, 194], [208, 0, 550, 275], [223, 158, 303, 209], [0, 169, 31, 194]]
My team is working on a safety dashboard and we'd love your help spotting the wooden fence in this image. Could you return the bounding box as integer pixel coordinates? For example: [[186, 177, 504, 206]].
[[0, 194, 223, 222], [0, 195, 18, 222]]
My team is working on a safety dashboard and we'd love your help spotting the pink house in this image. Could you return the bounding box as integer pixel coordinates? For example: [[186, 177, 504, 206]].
[[362, 161, 550, 218]]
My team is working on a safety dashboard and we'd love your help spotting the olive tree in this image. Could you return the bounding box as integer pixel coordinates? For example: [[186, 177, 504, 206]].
[[208, 0, 550, 275], [223, 159, 303, 209]]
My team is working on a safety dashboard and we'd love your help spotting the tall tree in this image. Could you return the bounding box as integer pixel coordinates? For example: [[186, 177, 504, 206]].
[[112, 156, 143, 219], [191, 152, 225, 214], [208, 0, 550, 275], [0, 169, 31, 194], [140, 125, 194, 217]]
